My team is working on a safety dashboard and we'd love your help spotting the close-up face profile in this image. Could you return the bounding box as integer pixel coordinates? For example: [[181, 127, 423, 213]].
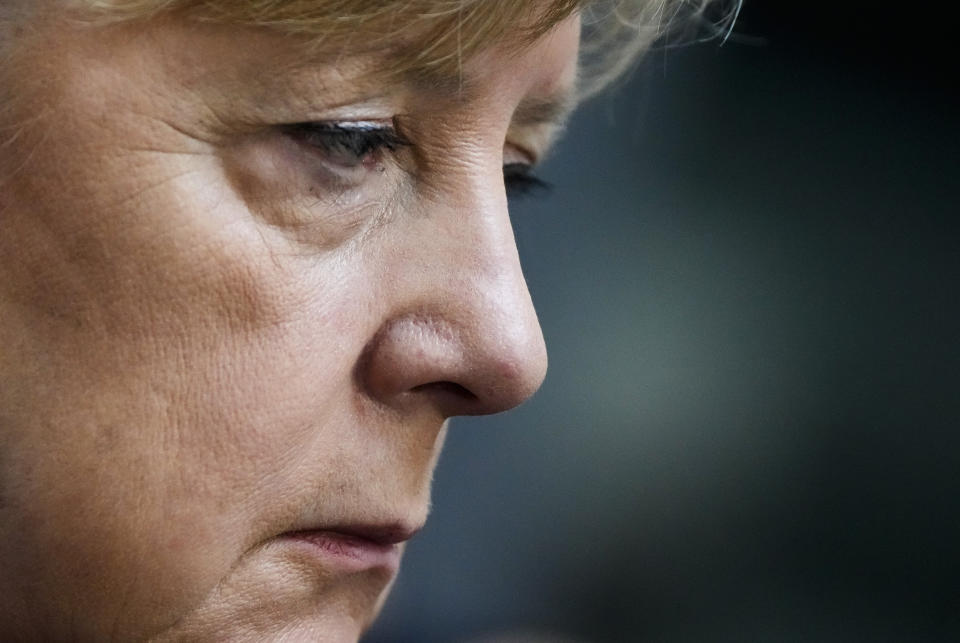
[[0, 0, 714, 640]]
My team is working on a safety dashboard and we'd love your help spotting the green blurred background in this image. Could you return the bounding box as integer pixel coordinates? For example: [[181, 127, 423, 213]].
[[368, 3, 960, 641]]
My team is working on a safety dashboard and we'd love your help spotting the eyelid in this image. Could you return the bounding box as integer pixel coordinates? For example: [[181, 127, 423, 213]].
[[283, 120, 409, 150], [504, 141, 538, 167], [281, 120, 411, 180], [280, 120, 551, 202], [503, 162, 551, 200]]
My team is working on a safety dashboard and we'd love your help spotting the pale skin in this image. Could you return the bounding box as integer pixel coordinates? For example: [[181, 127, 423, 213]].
[[0, 3, 579, 641]]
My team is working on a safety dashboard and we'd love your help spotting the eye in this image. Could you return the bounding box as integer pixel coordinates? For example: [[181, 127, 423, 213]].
[[282, 121, 410, 171], [503, 162, 552, 200]]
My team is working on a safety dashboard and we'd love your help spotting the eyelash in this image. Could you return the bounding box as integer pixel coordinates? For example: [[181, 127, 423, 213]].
[[284, 122, 551, 199], [502, 163, 552, 199], [283, 122, 410, 169]]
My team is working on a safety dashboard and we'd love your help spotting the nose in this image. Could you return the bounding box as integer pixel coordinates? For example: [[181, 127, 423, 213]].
[[358, 168, 548, 418]]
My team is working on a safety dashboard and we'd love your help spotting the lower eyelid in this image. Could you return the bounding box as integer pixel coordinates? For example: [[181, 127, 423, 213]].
[[287, 126, 413, 180]]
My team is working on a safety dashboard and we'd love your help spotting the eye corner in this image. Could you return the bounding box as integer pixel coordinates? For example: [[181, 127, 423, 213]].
[[503, 162, 552, 200]]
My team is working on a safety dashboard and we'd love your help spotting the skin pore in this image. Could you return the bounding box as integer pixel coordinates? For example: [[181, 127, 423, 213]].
[[0, 3, 577, 641]]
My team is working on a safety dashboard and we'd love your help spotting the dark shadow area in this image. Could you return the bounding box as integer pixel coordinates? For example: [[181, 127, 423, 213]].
[[367, 4, 960, 641]]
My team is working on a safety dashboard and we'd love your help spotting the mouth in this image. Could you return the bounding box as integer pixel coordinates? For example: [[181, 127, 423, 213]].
[[279, 523, 421, 574]]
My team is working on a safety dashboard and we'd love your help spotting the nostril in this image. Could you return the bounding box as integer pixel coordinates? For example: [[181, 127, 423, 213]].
[[411, 381, 478, 401]]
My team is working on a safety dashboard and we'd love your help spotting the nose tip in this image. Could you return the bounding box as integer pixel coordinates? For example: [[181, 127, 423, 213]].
[[359, 293, 548, 417], [468, 302, 548, 414]]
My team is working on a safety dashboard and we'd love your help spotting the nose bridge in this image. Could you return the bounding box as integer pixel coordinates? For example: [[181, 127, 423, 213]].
[[440, 176, 528, 315], [424, 166, 547, 401]]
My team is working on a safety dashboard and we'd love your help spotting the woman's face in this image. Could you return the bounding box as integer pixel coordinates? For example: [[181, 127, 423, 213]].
[[0, 5, 577, 641]]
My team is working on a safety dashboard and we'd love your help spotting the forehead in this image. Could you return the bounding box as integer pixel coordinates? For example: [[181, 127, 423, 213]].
[[78, 0, 583, 72], [2, 3, 582, 165], [122, 9, 582, 132], [454, 16, 581, 112]]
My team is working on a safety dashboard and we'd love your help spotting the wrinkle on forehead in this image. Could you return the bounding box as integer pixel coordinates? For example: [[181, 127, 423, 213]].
[[71, 0, 584, 76], [176, 12, 580, 132]]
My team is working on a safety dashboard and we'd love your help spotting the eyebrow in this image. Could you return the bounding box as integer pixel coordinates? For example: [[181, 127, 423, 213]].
[[512, 93, 577, 128], [403, 65, 578, 129]]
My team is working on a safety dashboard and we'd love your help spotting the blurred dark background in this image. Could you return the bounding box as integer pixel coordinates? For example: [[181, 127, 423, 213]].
[[368, 3, 960, 641]]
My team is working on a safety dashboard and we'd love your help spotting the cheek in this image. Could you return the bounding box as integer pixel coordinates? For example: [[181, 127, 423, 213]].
[[0, 127, 378, 635]]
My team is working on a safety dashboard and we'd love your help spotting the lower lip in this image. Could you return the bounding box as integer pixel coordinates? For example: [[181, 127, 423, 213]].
[[282, 531, 403, 574]]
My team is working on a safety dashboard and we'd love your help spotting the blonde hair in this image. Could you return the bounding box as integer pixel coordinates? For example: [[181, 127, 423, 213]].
[[66, 0, 737, 98]]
